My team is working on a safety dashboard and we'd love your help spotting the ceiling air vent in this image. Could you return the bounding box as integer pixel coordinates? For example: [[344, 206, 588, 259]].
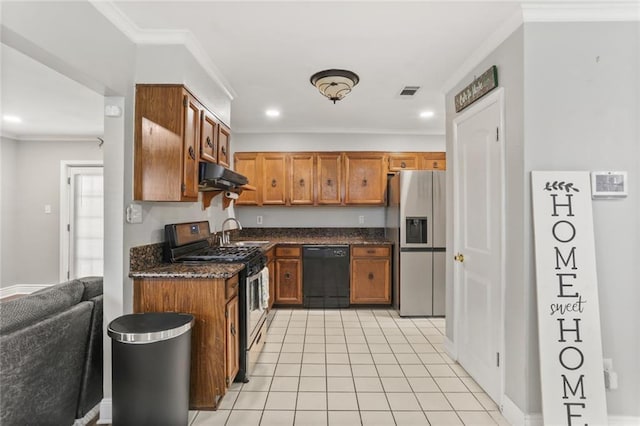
[[399, 86, 420, 96]]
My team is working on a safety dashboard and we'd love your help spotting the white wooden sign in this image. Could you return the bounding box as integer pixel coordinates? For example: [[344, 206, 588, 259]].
[[531, 171, 608, 426]]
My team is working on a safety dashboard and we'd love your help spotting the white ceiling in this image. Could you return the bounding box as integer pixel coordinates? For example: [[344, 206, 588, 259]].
[[1, 44, 104, 140], [1, 1, 527, 138], [113, 1, 522, 135]]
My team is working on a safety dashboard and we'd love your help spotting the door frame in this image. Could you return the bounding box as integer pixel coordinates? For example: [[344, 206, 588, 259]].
[[59, 160, 103, 282], [451, 87, 506, 406]]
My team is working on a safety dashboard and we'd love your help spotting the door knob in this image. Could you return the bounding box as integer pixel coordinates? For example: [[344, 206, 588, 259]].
[[454, 253, 465, 263]]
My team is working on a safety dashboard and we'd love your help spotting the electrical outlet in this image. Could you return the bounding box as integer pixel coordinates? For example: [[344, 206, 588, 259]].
[[44, 205, 52, 214], [257, 215, 263, 225], [359, 215, 365, 224]]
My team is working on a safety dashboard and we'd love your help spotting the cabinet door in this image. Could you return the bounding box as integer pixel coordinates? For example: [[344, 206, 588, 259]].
[[289, 153, 314, 205], [234, 153, 260, 205], [182, 92, 201, 200], [388, 153, 419, 172], [200, 111, 218, 163], [316, 153, 342, 205], [351, 258, 391, 304], [275, 258, 302, 304], [225, 295, 239, 385], [217, 123, 231, 168], [344, 153, 386, 205], [262, 154, 287, 205], [420, 153, 447, 170]]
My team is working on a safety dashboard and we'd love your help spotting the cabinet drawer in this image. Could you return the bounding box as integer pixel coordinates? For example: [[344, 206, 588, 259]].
[[275, 246, 301, 257], [352, 246, 390, 258], [388, 155, 419, 171], [226, 275, 239, 300]]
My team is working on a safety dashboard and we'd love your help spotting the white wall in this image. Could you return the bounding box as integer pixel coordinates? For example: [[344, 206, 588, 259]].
[[0, 137, 103, 287], [523, 21, 640, 417], [232, 132, 445, 227], [0, 137, 19, 286]]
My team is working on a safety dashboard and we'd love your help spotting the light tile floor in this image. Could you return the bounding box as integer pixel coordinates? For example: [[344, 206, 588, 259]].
[[189, 308, 510, 426]]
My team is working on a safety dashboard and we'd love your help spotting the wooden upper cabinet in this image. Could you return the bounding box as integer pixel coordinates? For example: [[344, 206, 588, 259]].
[[388, 153, 420, 171], [217, 123, 231, 168], [344, 152, 387, 205], [420, 152, 447, 170], [234, 153, 260, 205], [316, 153, 342, 205], [134, 84, 232, 202], [183, 92, 201, 200], [289, 153, 314, 205], [262, 153, 287, 205], [200, 111, 218, 163], [134, 85, 201, 201]]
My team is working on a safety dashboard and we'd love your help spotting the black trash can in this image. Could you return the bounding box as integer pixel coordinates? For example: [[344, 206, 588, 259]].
[[108, 312, 195, 426]]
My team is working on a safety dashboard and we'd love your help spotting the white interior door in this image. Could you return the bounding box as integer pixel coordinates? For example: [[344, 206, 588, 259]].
[[63, 166, 104, 280], [453, 89, 504, 404]]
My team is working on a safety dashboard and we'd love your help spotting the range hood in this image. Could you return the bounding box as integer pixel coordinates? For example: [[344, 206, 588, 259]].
[[198, 162, 249, 190]]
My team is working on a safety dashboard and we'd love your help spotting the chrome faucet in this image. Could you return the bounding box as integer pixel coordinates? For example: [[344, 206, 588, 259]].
[[220, 217, 242, 245]]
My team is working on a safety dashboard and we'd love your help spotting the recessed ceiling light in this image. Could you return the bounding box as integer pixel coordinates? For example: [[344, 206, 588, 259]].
[[419, 111, 435, 119], [3, 115, 22, 123], [265, 109, 280, 118]]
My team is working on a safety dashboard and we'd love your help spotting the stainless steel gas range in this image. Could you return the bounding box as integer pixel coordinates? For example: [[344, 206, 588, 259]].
[[164, 221, 268, 383]]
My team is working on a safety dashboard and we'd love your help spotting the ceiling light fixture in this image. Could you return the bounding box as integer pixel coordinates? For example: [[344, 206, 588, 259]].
[[310, 69, 359, 104], [3, 115, 22, 123], [265, 109, 280, 118], [420, 111, 435, 118]]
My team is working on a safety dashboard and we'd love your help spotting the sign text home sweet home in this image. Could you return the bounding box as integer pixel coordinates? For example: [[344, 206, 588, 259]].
[[531, 171, 607, 426]]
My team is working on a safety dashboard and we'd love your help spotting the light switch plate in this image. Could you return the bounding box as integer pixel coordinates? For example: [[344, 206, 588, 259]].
[[126, 203, 143, 223]]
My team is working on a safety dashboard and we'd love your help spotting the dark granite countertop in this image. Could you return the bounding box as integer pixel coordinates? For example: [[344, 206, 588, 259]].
[[129, 262, 244, 279], [129, 228, 392, 277], [235, 236, 391, 251]]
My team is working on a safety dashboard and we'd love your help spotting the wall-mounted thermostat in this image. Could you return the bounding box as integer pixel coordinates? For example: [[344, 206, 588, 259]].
[[590, 171, 628, 198]]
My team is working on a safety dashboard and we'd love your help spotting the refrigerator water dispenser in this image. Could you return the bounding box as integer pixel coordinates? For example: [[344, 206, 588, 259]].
[[405, 217, 428, 244]]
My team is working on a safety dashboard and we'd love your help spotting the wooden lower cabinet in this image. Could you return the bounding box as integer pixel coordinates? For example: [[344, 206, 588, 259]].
[[133, 275, 239, 410], [225, 295, 239, 386], [350, 245, 391, 304], [274, 246, 302, 305]]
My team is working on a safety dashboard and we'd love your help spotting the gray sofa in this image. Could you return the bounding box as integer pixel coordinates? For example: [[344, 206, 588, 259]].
[[0, 277, 103, 426]]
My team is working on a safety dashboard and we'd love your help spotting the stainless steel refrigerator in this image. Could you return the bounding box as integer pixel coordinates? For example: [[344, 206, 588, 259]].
[[386, 170, 446, 316]]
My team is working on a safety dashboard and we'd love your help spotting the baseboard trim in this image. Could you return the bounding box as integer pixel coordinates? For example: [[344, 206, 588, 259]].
[[609, 416, 640, 425], [98, 398, 112, 425], [444, 336, 457, 360], [501, 397, 638, 426], [501, 395, 526, 425], [0, 284, 51, 298]]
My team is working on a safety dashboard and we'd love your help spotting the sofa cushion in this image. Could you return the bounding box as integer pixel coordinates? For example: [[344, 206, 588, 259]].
[[77, 295, 103, 418], [0, 301, 92, 426], [0, 280, 83, 335], [76, 277, 103, 301]]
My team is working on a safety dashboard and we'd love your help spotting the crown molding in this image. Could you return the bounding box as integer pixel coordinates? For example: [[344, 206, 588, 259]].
[[1, 133, 102, 142], [88, 0, 236, 100], [233, 126, 445, 136], [441, 9, 523, 94], [521, 1, 640, 22]]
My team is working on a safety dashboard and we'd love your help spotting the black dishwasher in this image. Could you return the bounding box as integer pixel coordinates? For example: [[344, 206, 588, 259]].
[[303, 245, 350, 308]]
